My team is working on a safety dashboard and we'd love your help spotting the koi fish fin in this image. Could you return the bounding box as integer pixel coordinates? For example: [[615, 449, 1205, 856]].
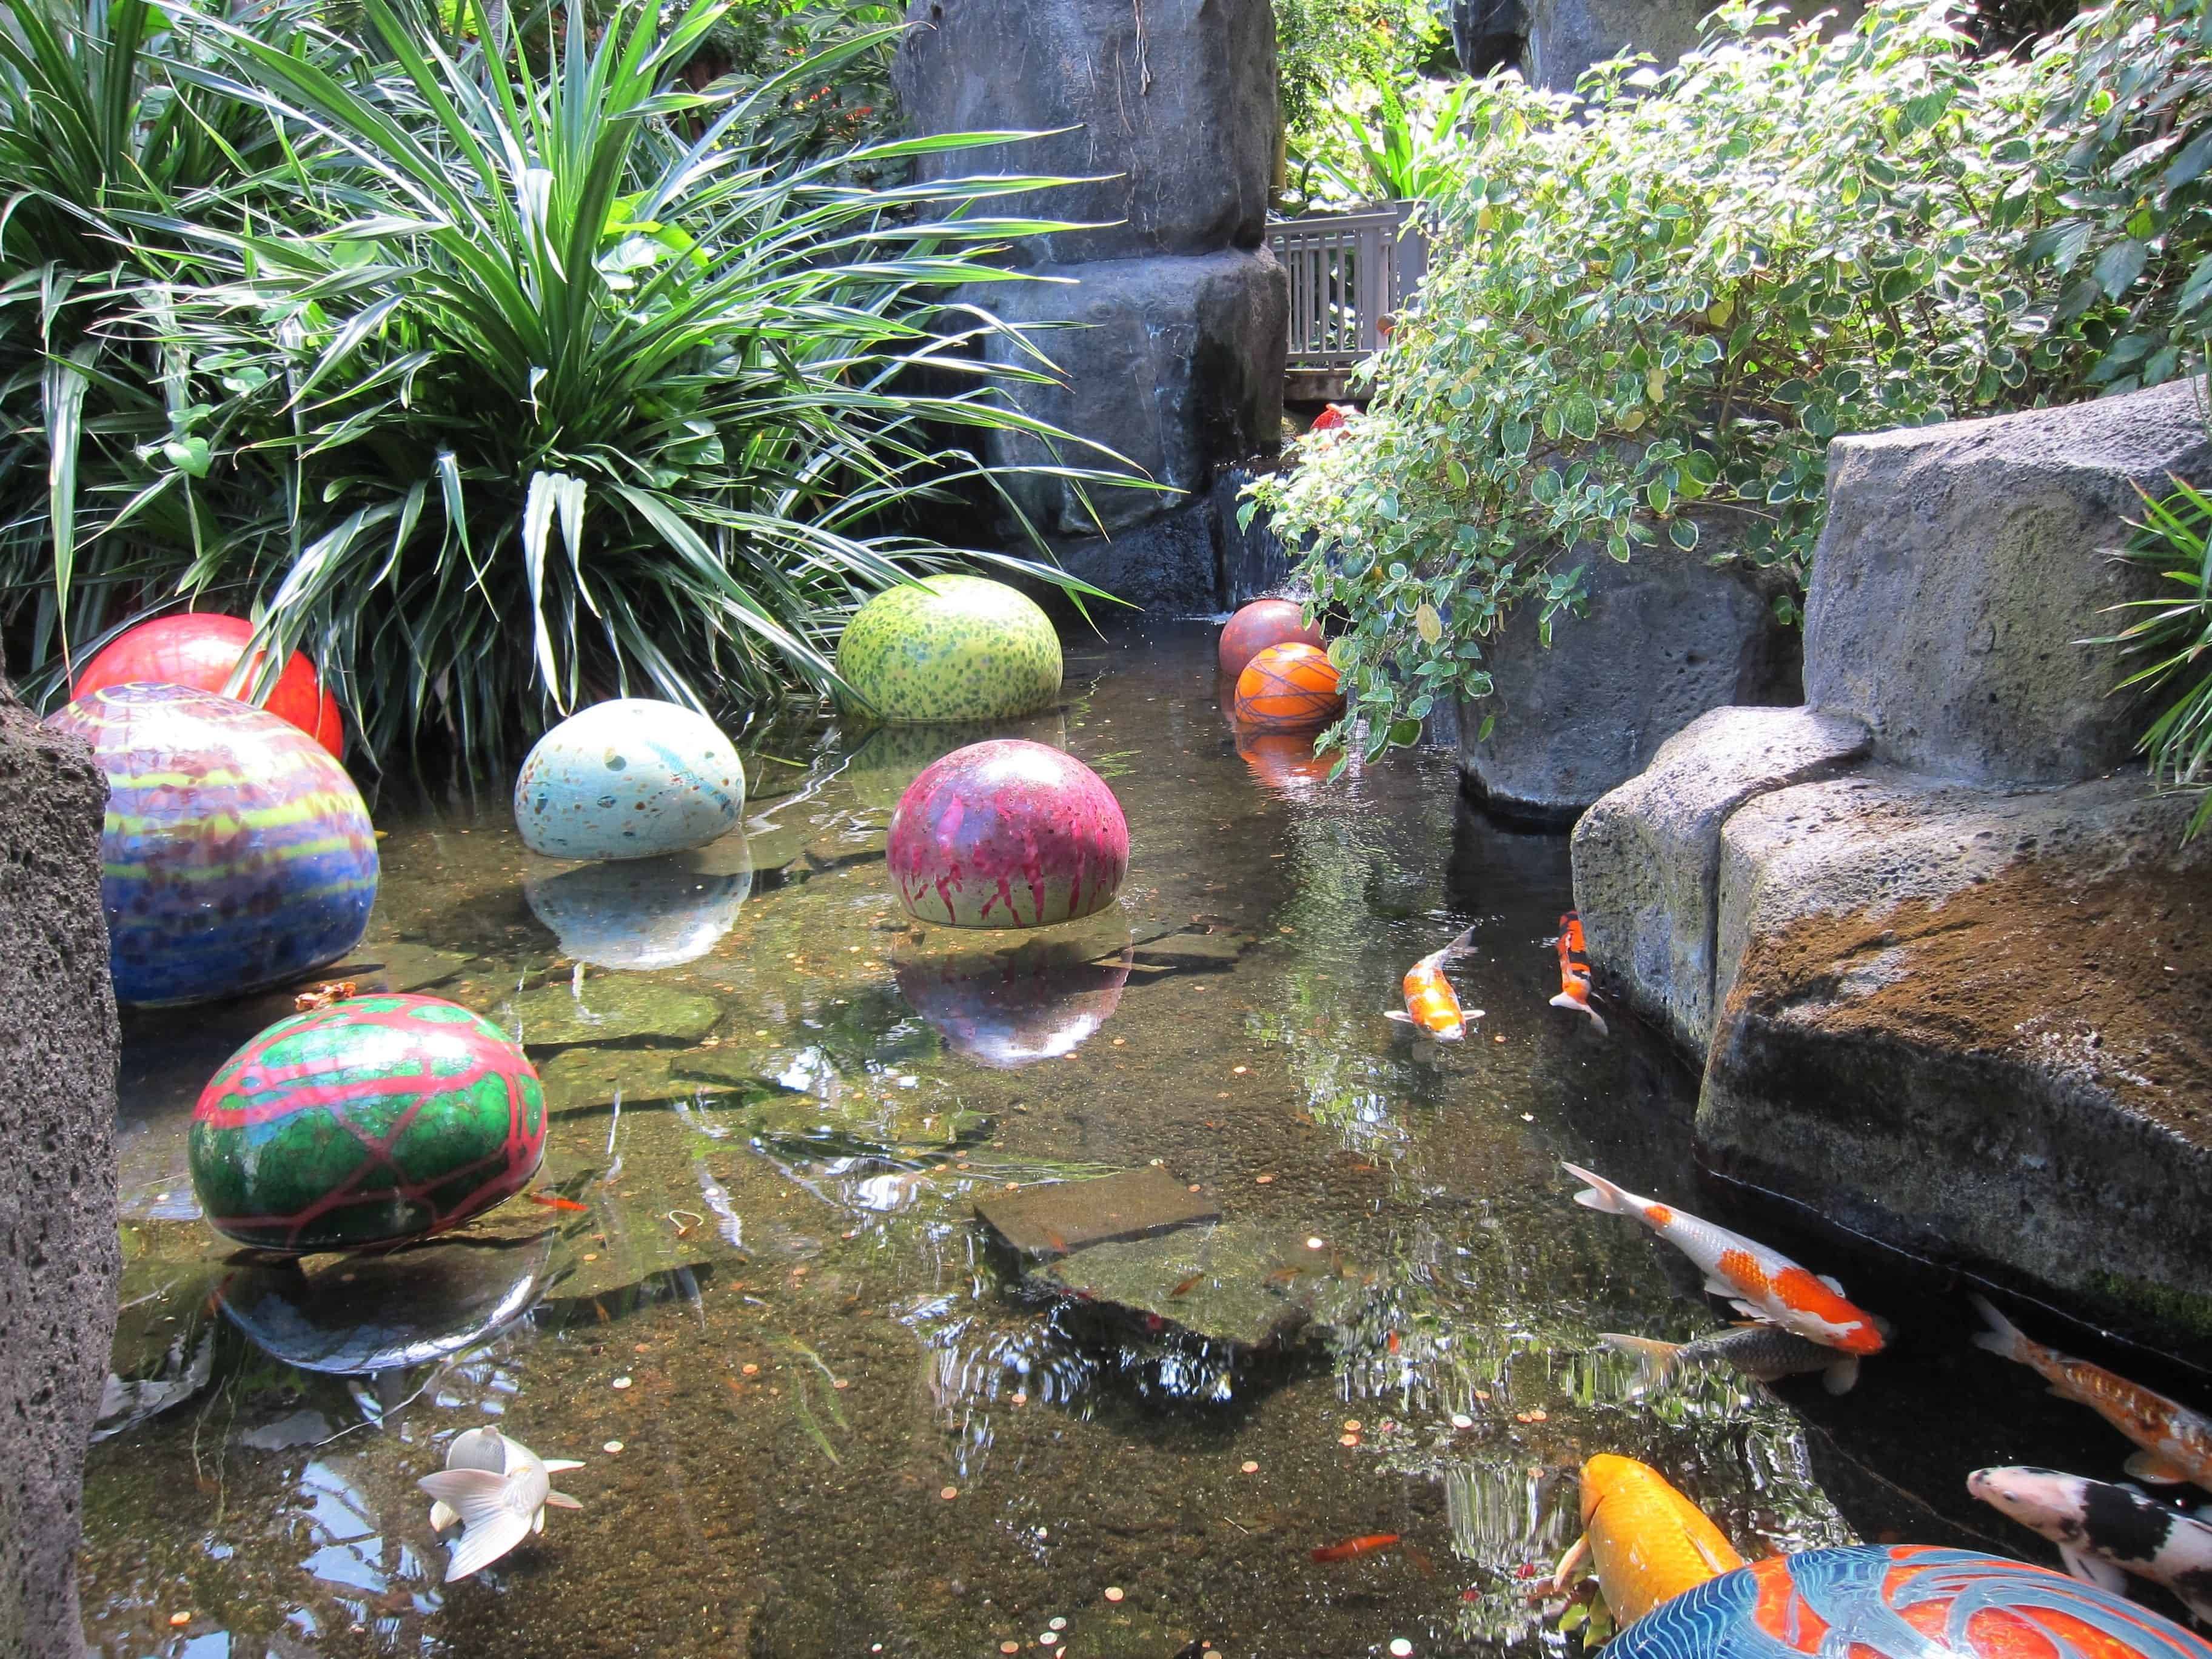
[[1691, 1530, 1740, 1575], [2059, 1546, 2130, 1594], [532, 1508, 546, 1535], [1598, 1333, 1683, 1395], [1383, 1011, 1415, 1024], [1726, 1299, 1769, 1322], [2177, 1584, 2212, 1629], [2125, 1450, 2191, 1485], [544, 1489, 584, 1510], [443, 1427, 509, 1473], [1817, 1275, 1846, 1296], [1549, 1532, 1591, 1593], [1466, 1009, 1486, 1021], [1562, 1163, 1631, 1215], [1585, 1007, 1609, 1036], [1701, 1274, 1741, 1299], [1823, 1356, 1861, 1396], [540, 1460, 586, 1475], [418, 1469, 532, 1582], [429, 1500, 458, 1533], [1970, 1295, 2029, 1362]]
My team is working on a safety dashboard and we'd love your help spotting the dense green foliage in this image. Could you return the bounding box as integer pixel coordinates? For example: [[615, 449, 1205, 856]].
[[2098, 475, 2212, 835], [1276, 0, 1455, 206], [0, 0, 1129, 763], [1253, 0, 2182, 763]]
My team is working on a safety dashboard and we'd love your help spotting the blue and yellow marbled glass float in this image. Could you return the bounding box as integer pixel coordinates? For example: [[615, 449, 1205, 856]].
[[513, 698, 745, 861], [1612, 1547, 2212, 1659], [47, 684, 378, 1006]]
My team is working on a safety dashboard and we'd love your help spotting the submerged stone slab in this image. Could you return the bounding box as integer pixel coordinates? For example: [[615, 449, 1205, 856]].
[[328, 940, 472, 994], [1572, 705, 1870, 1053], [1701, 767, 2212, 1350], [505, 975, 722, 1048], [974, 1167, 1219, 1257], [1805, 377, 2212, 785], [539, 1046, 682, 1114], [1035, 1222, 1359, 1348]]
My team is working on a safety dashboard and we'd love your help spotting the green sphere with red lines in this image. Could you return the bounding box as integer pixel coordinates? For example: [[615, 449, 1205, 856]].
[[189, 993, 546, 1254]]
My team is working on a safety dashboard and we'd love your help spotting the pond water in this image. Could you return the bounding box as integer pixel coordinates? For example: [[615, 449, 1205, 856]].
[[81, 622, 2194, 1659]]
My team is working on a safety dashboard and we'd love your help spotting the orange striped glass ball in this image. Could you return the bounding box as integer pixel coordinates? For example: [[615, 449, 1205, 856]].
[[1234, 642, 1344, 733]]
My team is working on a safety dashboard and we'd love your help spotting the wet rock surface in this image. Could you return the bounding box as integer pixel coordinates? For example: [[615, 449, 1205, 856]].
[[974, 1168, 1222, 1257], [0, 659, 121, 1659], [504, 974, 722, 1048], [1458, 520, 1798, 821], [1034, 1222, 1361, 1348]]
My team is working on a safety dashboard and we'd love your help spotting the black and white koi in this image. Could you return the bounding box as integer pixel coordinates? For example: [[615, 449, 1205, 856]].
[[1969, 1465, 2212, 1623]]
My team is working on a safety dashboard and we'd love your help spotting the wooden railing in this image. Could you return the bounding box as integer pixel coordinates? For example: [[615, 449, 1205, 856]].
[[1267, 201, 1429, 397]]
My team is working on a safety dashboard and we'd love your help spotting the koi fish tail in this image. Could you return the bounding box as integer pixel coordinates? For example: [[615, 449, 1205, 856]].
[[1563, 1162, 1633, 1216], [1599, 1333, 1684, 1395], [1823, 1355, 1862, 1396], [1550, 991, 1609, 1035], [1969, 1295, 2030, 1364], [1439, 924, 1478, 960], [418, 1469, 532, 1581]]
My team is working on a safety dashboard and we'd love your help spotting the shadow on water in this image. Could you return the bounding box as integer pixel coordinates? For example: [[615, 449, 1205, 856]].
[[79, 621, 2212, 1658]]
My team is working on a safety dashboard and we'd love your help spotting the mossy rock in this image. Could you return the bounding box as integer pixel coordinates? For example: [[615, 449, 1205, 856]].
[[836, 575, 1062, 724]]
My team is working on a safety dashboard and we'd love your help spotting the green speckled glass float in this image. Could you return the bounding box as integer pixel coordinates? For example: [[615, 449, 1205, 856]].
[[836, 575, 1062, 723], [188, 994, 546, 1253], [514, 699, 745, 861]]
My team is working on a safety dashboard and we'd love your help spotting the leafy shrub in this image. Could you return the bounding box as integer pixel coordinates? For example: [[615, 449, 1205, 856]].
[[2018, 0, 2212, 394], [1253, 0, 2083, 762], [1, 0, 1133, 763]]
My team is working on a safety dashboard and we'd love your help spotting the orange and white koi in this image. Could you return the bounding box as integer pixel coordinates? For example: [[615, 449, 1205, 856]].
[[1386, 925, 1482, 1041], [1550, 912, 1606, 1033], [1550, 1454, 1743, 1627], [1973, 1296, 2212, 1488], [1563, 1162, 1888, 1363]]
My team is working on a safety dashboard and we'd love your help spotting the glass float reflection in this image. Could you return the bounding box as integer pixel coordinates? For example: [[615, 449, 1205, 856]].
[[891, 920, 1134, 1068], [521, 836, 752, 970], [839, 711, 1068, 812], [216, 1232, 555, 1375]]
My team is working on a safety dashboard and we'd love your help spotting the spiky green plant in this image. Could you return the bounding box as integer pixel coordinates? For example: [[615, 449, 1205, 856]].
[[2099, 472, 2212, 837], [4, 0, 1144, 761]]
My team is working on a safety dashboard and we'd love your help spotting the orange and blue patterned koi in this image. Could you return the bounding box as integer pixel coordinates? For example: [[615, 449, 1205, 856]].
[[1550, 911, 1607, 1034], [1386, 925, 1480, 1041], [1563, 1162, 1888, 1363]]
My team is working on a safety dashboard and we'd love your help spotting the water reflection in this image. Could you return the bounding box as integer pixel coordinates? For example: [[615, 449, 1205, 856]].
[[840, 712, 1068, 811], [523, 837, 753, 970], [891, 928, 1133, 1067], [218, 1234, 555, 1375]]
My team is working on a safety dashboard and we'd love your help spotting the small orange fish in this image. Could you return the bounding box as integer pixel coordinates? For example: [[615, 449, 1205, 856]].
[[1312, 1532, 1402, 1562], [1553, 1455, 1741, 1626], [1386, 925, 1481, 1041], [1974, 1297, 2212, 1487], [293, 979, 358, 1013], [1170, 1273, 1204, 1299], [528, 1193, 589, 1213], [1550, 913, 1606, 1033], [1387, 1330, 1401, 1355]]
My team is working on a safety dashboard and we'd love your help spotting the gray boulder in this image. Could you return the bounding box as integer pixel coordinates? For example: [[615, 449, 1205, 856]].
[[1458, 521, 1798, 820], [1700, 768, 2212, 1348], [1805, 377, 2212, 785], [1572, 705, 1870, 1053], [1044, 491, 1225, 614], [894, 0, 1276, 267], [1518, 0, 1866, 92], [0, 664, 120, 1659], [971, 247, 1288, 538]]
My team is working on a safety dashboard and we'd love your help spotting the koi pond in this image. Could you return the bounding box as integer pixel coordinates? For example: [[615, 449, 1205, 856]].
[[82, 622, 2197, 1658]]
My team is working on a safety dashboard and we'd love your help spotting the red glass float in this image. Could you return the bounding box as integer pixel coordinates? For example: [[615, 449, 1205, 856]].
[[73, 613, 344, 756], [1218, 598, 1324, 679]]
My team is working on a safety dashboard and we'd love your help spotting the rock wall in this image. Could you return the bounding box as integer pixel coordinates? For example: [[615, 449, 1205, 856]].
[[0, 655, 121, 1659], [897, 0, 1285, 605], [1571, 379, 2212, 1352], [1457, 515, 1800, 822]]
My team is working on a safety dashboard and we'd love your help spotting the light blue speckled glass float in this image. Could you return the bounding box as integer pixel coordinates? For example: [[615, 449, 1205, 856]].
[[513, 699, 745, 861]]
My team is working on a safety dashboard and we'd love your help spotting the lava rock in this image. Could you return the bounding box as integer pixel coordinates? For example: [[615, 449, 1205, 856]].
[[893, 0, 1277, 267], [1457, 515, 1797, 822], [1572, 706, 1871, 1053], [0, 654, 120, 1659], [1805, 377, 2212, 786]]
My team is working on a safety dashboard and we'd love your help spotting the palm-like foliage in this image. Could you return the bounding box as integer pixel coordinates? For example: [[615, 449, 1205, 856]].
[[4, 0, 1144, 762], [2100, 474, 2212, 837]]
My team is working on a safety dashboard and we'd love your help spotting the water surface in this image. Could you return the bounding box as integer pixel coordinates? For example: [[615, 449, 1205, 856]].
[[84, 623, 2166, 1659]]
